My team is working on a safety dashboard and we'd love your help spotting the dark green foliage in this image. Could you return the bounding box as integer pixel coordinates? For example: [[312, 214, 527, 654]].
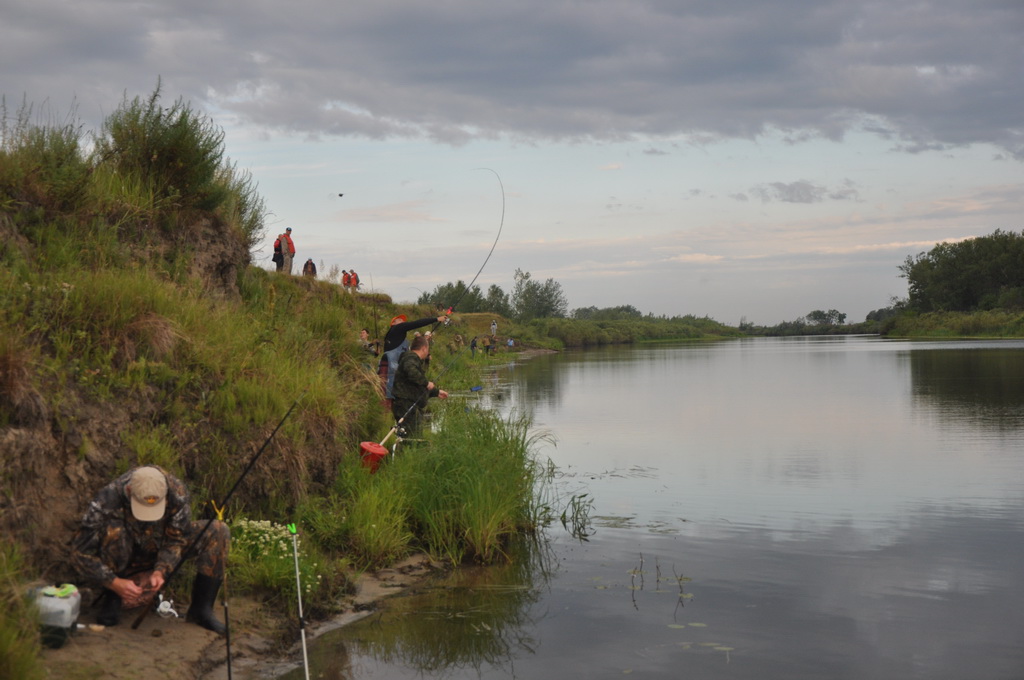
[[899, 230, 1024, 312], [484, 284, 512, 318], [866, 299, 906, 323], [216, 161, 267, 254], [805, 309, 847, 325], [417, 280, 487, 311], [93, 82, 228, 213], [533, 314, 737, 347], [511, 268, 568, 321], [572, 304, 643, 321]]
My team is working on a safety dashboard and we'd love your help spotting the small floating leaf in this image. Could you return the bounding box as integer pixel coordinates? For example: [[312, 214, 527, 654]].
[[688, 622, 707, 627], [714, 647, 734, 652]]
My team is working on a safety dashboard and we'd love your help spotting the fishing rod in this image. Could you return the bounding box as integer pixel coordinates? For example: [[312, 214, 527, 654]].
[[428, 168, 506, 328], [131, 391, 307, 630], [449, 168, 505, 315], [365, 171, 506, 458], [287, 522, 311, 680]]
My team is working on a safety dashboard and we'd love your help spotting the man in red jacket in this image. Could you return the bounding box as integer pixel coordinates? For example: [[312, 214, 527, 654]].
[[278, 227, 296, 274]]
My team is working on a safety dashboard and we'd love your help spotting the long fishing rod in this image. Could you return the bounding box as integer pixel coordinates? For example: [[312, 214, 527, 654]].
[[430, 168, 506, 326], [287, 523, 311, 680], [369, 171, 506, 452], [131, 391, 307, 630], [450, 168, 505, 313]]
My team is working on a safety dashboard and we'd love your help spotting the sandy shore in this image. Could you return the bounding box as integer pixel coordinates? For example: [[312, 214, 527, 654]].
[[40, 554, 445, 680]]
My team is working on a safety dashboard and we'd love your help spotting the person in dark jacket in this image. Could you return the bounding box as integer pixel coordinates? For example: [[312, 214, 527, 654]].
[[391, 334, 448, 434], [377, 313, 447, 407], [69, 466, 230, 634]]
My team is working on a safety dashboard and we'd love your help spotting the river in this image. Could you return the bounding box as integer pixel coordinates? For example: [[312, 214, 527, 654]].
[[281, 336, 1024, 679]]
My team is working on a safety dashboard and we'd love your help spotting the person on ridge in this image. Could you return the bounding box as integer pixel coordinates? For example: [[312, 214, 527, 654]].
[[69, 465, 230, 635], [278, 227, 296, 275], [391, 334, 448, 435], [378, 313, 448, 408], [302, 258, 317, 277], [341, 270, 351, 291]]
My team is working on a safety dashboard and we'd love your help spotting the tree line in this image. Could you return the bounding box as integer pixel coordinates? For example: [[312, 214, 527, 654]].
[[417, 268, 570, 322], [899, 229, 1024, 313], [419, 229, 1024, 336]]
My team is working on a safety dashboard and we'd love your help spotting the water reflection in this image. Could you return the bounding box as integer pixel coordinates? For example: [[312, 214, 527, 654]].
[[910, 348, 1024, 426], [283, 337, 1024, 680], [280, 539, 554, 680]]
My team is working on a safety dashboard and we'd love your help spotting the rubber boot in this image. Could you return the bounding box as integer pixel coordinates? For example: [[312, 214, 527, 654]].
[[186, 574, 226, 635], [96, 589, 122, 626]]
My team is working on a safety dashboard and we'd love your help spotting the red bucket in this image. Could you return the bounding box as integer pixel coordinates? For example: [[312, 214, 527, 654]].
[[360, 441, 388, 473]]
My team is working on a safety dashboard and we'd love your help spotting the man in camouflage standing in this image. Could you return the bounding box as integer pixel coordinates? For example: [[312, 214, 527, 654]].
[[391, 335, 448, 435], [69, 465, 230, 634]]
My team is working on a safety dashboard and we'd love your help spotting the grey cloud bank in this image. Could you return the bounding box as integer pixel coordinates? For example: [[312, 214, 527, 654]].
[[4, 0, 1021, 155], [3, 0, 1022, 324]]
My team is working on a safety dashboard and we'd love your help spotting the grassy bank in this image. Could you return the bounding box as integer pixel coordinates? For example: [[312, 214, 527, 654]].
[[881, 310, 1024, 338], [0, 89, 552, 675]]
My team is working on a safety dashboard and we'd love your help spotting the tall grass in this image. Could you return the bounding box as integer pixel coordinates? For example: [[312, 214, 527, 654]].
[[0, 541, 45, 680], [0, 98, 89, 215], [93, 82, 227, 214], [886, 310, 1024, 337], [319, 407, 552, 568]]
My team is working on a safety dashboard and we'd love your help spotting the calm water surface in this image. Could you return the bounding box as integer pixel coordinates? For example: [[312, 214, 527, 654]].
[[283, 336, 1024, 679]]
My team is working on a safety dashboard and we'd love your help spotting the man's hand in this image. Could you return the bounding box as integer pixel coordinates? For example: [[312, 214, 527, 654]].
[[148, 570, 165, 592], [109, 570, 164, 608], [109, 576, 143, 603], [438, 390, 449, 399], [427, 381, 436, 391]]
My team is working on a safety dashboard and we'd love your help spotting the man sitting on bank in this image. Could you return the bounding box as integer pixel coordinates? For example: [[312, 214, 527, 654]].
[[69, 465, 230, 634]]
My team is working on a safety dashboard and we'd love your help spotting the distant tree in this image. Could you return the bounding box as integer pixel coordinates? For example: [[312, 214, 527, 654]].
[[572, 305, 643, 321], [806, 309, 847, 325], [485, 284, 512, 318], [865, 297, 907, 322], [417, 280, 486, 312], [899, 230, 1024, 312], [511, 269, 568, 321]]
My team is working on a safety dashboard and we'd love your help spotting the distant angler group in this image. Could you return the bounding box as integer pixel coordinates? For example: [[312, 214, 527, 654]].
[[271, 227, 360, 292]]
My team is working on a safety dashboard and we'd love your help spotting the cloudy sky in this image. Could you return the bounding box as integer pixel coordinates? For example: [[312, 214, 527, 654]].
[[4, 0, 1022, 324]]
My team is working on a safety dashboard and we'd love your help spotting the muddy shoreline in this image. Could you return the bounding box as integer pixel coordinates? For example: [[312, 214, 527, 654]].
[[40, 554, 445, 680]]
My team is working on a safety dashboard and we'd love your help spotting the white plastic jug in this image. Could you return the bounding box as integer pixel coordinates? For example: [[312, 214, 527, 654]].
[[34, 583, 81, 648]]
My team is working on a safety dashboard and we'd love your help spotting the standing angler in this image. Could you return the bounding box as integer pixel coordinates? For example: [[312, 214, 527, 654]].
[[69, 466, 230, 634], [391, 334, 448, 435], [378, 313, 448, 408]]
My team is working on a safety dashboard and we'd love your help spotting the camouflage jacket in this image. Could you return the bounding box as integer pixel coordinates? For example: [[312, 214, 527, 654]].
[[392, 350, 438, 407], [69, 466, 192, 587]]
